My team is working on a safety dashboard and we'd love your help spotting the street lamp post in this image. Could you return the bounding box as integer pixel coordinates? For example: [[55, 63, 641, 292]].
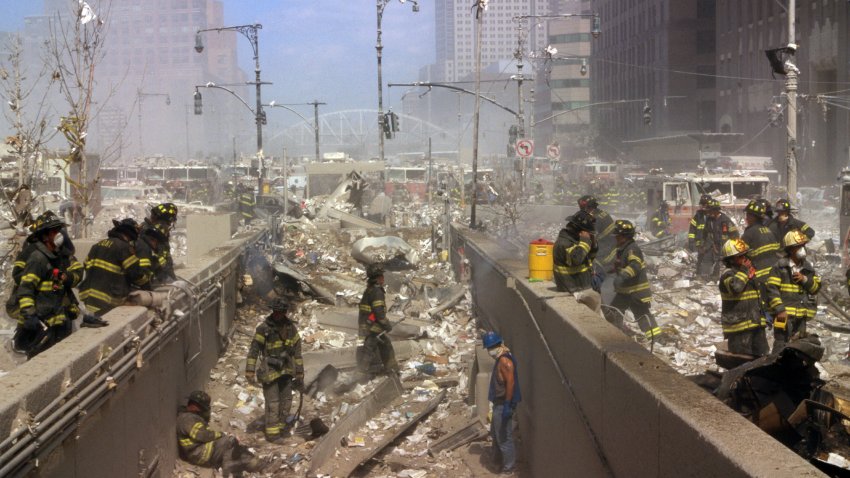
[[265, 101, 326, 163], [137, 89, 170, 158], [376, 0, 419, 162], [195, 24, 267, 193]]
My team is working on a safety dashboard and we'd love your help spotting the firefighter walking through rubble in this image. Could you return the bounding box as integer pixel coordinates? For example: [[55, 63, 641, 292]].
[[765, 230, 821, 352], [245, 299, 304, 443], [697, 199, 739, 278], [553, 211, 602, 315], [719, 239, 769, 356], [607, 220, 664, 341], [687, 194, 712, 252], [357, 263, 399, 376], [177, 390, 262, 476], [483, 331, 521, 475]]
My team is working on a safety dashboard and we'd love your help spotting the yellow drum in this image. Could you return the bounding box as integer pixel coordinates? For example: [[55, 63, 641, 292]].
[[528, 239, 554, 280]]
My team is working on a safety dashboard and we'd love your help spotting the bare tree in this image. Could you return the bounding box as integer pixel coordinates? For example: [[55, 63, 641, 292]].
[[0, 33, 58, 226], [46, 0, 122, 237]]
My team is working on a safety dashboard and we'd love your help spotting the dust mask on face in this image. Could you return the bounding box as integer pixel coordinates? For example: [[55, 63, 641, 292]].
[[53, 232, 64, 248], [488, 347, 500, 359], [794, 247, 806, 261]]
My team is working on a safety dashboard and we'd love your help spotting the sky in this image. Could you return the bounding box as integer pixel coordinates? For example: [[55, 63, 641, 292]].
[[0, 0, 436, 115]]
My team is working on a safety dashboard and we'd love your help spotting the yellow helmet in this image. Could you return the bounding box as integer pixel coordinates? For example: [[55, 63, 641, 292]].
[[721, 238, 749, 259], [782, 230, 808, 249]]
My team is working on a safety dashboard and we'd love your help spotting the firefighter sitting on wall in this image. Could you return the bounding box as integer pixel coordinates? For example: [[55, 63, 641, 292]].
[[245, 299, 304, 443], [357, 263, 398, 376], [136, 203, 178, 287], [79, 218, 150, 316], [11, 213, 75, 358], [764, 230, 821, 353], [649, 201, 671, 239], [177, 390, 262, 475], [718, 238, 769, 357]]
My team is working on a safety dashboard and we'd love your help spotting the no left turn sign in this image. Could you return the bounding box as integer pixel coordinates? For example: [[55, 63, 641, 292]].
[[547, 144, 561, 159], [515, 139, 534, 158]]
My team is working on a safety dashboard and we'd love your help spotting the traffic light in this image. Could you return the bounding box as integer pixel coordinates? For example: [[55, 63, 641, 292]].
[[507, 125, 518, 157], [767, 103, 783, 127], [390, 111, 399, 132], [382, 113, 392, 139], [643, 105, 652, 125], [193, 90, 202, 115]]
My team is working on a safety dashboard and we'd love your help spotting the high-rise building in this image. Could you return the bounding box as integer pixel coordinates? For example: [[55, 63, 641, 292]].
[[21, 0, 247, 161], [716, 0, 850, 184], [590, 0, 716, 156], [434, 0, 549, 83]]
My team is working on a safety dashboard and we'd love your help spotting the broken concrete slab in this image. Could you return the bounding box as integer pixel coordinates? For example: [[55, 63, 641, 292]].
[[303, 340, 420, 387], [308, 375, 404, 476], [326, 208, 385, 230], [351, 235, 420, 268], [272, 261, 335, 304], [312, 306, 428, 339], [428, 416, 488, 456]]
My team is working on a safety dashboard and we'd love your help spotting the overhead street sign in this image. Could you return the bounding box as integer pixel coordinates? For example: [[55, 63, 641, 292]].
[[515, 139, 534, 158], [547, 144, 561, 160]]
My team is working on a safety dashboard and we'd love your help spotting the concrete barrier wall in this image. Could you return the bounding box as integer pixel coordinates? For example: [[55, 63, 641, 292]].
[[452, 225, 824, 478], [0, 230, 264, 478]]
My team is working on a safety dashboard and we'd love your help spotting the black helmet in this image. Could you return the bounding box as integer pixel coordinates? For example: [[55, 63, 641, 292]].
[[188, 390, 211, 411], [569, 210, 596, 232], [151, 202, 178, 223], [111, 218, 140, 240], [707, 199, 722, 212], [744, 200, 766, 218], [269, 298, 289, 312], [757, 198, 774, 218], [30, 211, 66, 236], [577, 195, 599, 211], [613, 219, 635, 237], [774, 198, 792, 213], [366, 263, 385, 280], [699, 194, 712, 206]]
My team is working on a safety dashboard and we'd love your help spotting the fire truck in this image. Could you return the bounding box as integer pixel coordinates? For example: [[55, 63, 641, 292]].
[[644, 172, 771, 234]]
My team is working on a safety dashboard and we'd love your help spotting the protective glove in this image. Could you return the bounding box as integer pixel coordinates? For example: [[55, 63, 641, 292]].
[[21, 309, 42, 332], [81, 314, 108, 328], [501, 404, 513, 421]]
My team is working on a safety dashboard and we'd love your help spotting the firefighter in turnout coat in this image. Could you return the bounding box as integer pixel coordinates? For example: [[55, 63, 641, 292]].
[[718, 239, 769, 356], [245, 299, 304, 443], [554, 210, 602, 315], [688, 194, 712, 252], [79, 218, 150, 316], [697, 199, 740, 278], [764, 230, 821, 352], [608, 220, 663, 340], [177, 390, 261, 476], [357, 263, 398, 375]]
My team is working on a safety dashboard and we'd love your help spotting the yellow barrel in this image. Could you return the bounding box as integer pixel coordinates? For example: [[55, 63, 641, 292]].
[[528, 238, 554, 280], [262, 182, 271, 194]]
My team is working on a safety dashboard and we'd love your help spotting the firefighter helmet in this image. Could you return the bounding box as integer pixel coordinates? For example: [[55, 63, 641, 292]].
[[269, 298, 289, 312], [577, 195, 599, 211], [774, 198, 793, 213], [721, 239, 750, 259], [187, 390, 211, 411], [706, 199, 722, 212], [366, 263, 385, 280], [783, 230, 808, 249], [111, 218, 140, 240], [744, 200, 766, 218], [699, 194, 712, 206], [613, 219, 635, 237], [757, 198, 773, 218], [568, 210, 596, 232], [30, 211, 66, 236], [151, 202, 178, 223], [482, 331, 503, 349]]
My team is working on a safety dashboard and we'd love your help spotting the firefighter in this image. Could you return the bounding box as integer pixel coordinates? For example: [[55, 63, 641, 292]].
[[79, 218, 150, 316], [177, 390, 262, 476], [245, 299, 304, 443], [697, 199, 739, 278], [718, 239, 769, 357], [136, 203, 178, 287], [578, 194, 615, 267], [482, 331, 521, 474], [11, 213, 74, 358], [768, 198, 815, 242], [649, 201, 671, 239], [688, 194, 712, 252], [741, 200, 780, 281], [757, 198, 774, 225], [764, 230, 821, 353], [238, 185, 255, 223], [554, 210, 602, 315], [357, 263, 398, 375], [607, 220, 663, 341]]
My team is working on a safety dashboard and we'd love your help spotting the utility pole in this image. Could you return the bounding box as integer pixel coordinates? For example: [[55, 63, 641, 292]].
[[514, 20, 526, 197], [471, 0, 485, 229], [311, 100, 325, 162], [785, 0, 798, 204], [427, 137, 433, 206]]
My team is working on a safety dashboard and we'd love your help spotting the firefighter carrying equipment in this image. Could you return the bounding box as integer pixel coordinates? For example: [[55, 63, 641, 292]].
[[721, 238, 750, 259]]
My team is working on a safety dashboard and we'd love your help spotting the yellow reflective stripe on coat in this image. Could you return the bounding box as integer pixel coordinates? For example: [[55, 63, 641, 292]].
[[750, 243, 780, 257], [87, 258, 122, 274], [139, 258, 152, 267], [616, 282, 650, 294], [554, 264, 590, 274], [20, 273, 40, 284], [645, 327, 663, 338], [720, 290, 760, 301], [122, 255, 140, 269], [723, 320, 761, 333]]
